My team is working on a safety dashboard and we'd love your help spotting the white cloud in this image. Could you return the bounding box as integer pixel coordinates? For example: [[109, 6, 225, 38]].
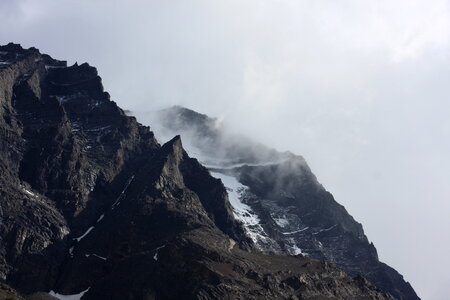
[[1, 1, 449, 298]]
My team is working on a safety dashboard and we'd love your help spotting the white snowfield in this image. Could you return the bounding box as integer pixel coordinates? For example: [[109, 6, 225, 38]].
[[210, 171, 270, 245], [210, 171, 306, 256], [49, 287, 90, 300]]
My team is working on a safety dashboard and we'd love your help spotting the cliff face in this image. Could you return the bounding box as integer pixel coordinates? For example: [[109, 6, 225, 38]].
[[0, 43, 398, 299], [152, 106, 420, 300]]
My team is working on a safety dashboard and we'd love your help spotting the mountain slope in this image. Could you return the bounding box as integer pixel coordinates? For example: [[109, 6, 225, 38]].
[[0, 43, 395, 299], [149, 105, 419, 300]]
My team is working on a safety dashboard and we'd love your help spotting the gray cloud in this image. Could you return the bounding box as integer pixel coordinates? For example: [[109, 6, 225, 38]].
[[1, 1, 449, 298]]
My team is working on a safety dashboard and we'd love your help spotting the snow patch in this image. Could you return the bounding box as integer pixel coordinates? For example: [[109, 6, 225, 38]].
[[85, 254, 107, 260], [282, 227, 309, 235], [112, 175, 135, 209], [60, 227, 70, 237], [24, 189, 36, 197], [210, 172, 269, 245], [53, 94, 79, 103], [312, 224, 337, 235], [96, 214, 104, 223], [153, 245, 166, 261], [271, 214, 289, 228], [49, 287, 90, 300], [287, 238, 303, 255], [74, 226, 94, 242]]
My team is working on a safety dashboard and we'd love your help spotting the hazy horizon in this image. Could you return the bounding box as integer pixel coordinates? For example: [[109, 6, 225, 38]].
[[1, 1, 450, 299]]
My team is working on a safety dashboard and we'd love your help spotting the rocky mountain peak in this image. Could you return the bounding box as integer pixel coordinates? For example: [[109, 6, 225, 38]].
[[0, 44, 415, 300], [153, 105, 420, 300]]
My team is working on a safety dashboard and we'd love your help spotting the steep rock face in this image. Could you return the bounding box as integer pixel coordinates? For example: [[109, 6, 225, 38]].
[[0, 43, 396, 299], [152, 105, 420, 300], [0, 43, 160, 289], [35, 137, 393, 300], [0, 282, 28, 300]]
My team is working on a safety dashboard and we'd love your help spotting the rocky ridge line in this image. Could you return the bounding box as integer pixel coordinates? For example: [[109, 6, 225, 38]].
[[0, 43, 397, 299]]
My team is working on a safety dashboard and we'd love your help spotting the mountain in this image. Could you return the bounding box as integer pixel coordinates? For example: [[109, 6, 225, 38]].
[[148, 106, 420, 300], [0, 42, 408, 299]]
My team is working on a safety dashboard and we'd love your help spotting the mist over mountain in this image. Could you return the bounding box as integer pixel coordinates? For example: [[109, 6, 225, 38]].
[[143, 105, 420, 300], [2, 2, 450, 298], [0, 43, 416, 299]]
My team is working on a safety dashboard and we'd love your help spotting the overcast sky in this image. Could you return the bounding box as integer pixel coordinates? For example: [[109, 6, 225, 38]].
[[1, 1, 449, 299]]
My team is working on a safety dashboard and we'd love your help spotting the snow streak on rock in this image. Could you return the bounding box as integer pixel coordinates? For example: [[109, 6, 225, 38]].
[[49, 287, 90, 300], [210, 171, 271, 247], [74, 226, 94, 242]]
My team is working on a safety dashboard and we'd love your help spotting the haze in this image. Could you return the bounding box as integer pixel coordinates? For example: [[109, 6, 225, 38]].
[[1, 1, 449, 299]]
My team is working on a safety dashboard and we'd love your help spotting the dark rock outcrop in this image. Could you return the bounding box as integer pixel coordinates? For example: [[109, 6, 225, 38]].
[[0, 43, 400, 299], [0, 282, 27, 300], [153, 105, 420, 300]]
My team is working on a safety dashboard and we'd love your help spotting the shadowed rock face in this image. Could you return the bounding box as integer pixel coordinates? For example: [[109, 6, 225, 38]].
[[0, 43, 396, 299], [0, 282, 28, 300], [153, 105, 420, 300]]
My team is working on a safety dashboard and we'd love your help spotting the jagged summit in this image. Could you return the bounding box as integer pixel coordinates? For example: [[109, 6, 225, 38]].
[[0, 43, 66, 70], [0, 44, 411, 299], [153, 105, 297, 167], [152, 105, 420, 300]]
